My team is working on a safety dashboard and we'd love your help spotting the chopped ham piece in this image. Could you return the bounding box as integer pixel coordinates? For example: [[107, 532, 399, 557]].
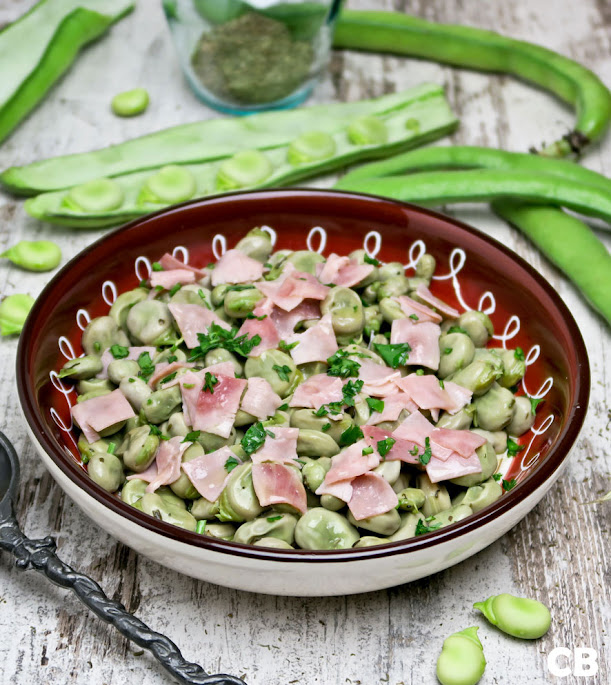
[[237, 315, 280, 356], [210, 249, 265, 286], [178, 364, 236, 426], [365, 392, 418, 425], [289, 374, 344, 411], [392, 409, 434, 446], [168, 302, 230, 348], [316, 253, 374, 288], [71, 389, 135, 443], [126, 461, 158, 483], [362, 425, 420, 464], [97, 345, 155, 379], [150, 269, 196, 290], [145, 437, 192, 493], [290, 313, 338, 365], [430, 428, 487, 458], [426, 450, 483, 483], [148, 360, 195, 388], [391, 318, 441, 370], [251, 427, 300, 467], [357, 358, 402, 397], [324, 440, 380, 485], [240, 377, 282, 419], [192, 374, 247, 438], [315, 478, 353, 502], [252, 463, 307, 514], [268, 299, 321, 342], [415, 284, 459, 319], [393, 295, 442, 323], [396, 374, 472, 414], [348, 473, 399, 520], [182, 445, 239, 502], [159, 252, 206, 278], [256, 264, 330, 311]]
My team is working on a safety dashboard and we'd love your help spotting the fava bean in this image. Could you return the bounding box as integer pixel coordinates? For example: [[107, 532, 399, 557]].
[[436, 626, 486, 685], [288, 131, 336, 165], [379, 297, 406, 324], [302, 457, 332, 493], [436, 405, 474, 430], [65, 178, 124, 212], [415, 253, 436, 281], [120, 426, 159, 472], [354, 535, 391, 547], [417, 473, 452, 517], [294, 508, 359, 550], [217, 150, 273, 191], [77, 378, 114, 395], [204, 348, 243, 376], [127, 300, 175, 346], [388, 511, 424, 541], [107, 359, 140, 385], [321, 286, 365, 344], [429, 503, 473, 528], [139, 492, 197, 531], [348, 249, 379, 287], [498, 348, 526, 388], [233, 513, 297, 545], [77, 436, 110, 463], [1, 240, 61, 271], [474, 383, 515, 431], [474, 594, 551, 639], [438, 332, 475, 378], [253, 537, 294, 549], [203, 522, 236, 540], [217, 463, 263, 523], [507, 396, 536, 436], [290, 409, 350, 444], [470, 428, 507, 455], [121, 478, 148, 507], [82, 315, 129, 355], [397, 487, 426, 513], [320, 494, 345, 512], [348, 508, 401, 535], [170, 443, 205, 499], [457, 311, 494, 347], [59, 354, 103, 380], [245, 350, 297, 397], [297, 429, 340, 458], [88, 451, 124, 493], [111, 88, 149, 117], [191, 496, 220, 520], [224, 288, 263, 318], [109, 288, 148, 329], [453, 478, 503, 513], [451, 442, 497, 487], [119, 376, 152, 412], [372, 460, 401, 486], [235, 227, 273, 263], [450, 360, 501, 396], [0, 293, 35, 335], [142, 385, 182, 424]]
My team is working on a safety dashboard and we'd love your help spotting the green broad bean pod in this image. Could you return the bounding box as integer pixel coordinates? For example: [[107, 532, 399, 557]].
[[474, 594, 551, 639], [333, 12, 611, 156], [4, 84, 456, 195], [20, 88, 457, 227], [0, 0, 134, 145]]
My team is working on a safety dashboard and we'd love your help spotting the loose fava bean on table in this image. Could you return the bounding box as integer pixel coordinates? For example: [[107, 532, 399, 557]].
[[474, 594, 552, 639], [0, 294, 35, 336], [111, 88, 150, 117], [436, 626, 486, 685], [1, 240, 61, 272], [59, 232, 537, 550]]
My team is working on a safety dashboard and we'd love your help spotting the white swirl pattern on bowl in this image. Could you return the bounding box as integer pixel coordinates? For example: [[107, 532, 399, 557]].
[[51, 226, 554, 483]]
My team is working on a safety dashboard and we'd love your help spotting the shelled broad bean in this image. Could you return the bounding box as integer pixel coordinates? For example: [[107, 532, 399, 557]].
[[59, 228, 537, 550]]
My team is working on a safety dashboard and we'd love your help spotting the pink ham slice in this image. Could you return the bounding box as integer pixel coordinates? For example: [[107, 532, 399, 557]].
[[126, 461, 158, 483], [316, 253, 374, 288], [71, 389, 135, 443], [396, 374, 472, 414], [426, 450, 483, 483], [267, 299, 321, 342], [361, 425, 420, 464], [148, 360, 196, 388], [315, 478, 353, 502], [393, 295, 442, 323], [392, 410, 454, 461], [237, 315, 280, 356], [210, 249, 265, 286], [365, 392, 418, 425], [240, 377, 282, 420], [256, 264, 330, 312], [252, 462, 307, 514], [251, 427, 300, 467], [391, 318, 441, 370], [168, 302, 230, 348], [159, 252, 206, 278], [290, 313, 338, 365], [192, 374, 247, 438], [182, 445, 239, 502], [348, 472, 399, 520], [289, 373, 344, 411], [150, 269, 196, 290], [178, 364, 236, 426], [97, 345, 155, 379], [357, 358, 403, 397], [324, 440, 380, 485], [145, 437, 192, 493], [415, 284, 460, 319], [430, 428, 487, 458]]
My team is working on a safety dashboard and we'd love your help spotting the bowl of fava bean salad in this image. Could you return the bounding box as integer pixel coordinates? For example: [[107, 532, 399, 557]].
[[16, 189, 589, 596]]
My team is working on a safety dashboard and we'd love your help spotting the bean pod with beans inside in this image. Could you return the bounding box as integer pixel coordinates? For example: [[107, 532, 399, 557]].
[[59, 228, 539, 550]]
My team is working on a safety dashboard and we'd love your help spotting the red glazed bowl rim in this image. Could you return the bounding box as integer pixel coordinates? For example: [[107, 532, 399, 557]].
[[17, 188, 590, 563]]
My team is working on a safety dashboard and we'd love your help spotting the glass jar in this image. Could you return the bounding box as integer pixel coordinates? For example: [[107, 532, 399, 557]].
[[163, 0, 343, 114]]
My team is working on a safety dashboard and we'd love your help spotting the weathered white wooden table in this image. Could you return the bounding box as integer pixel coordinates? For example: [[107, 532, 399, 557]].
[[0, 1, 609, 683]]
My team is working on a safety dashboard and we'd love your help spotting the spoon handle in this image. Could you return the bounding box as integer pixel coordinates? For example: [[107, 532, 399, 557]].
[[0, 505, 246, 685]]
